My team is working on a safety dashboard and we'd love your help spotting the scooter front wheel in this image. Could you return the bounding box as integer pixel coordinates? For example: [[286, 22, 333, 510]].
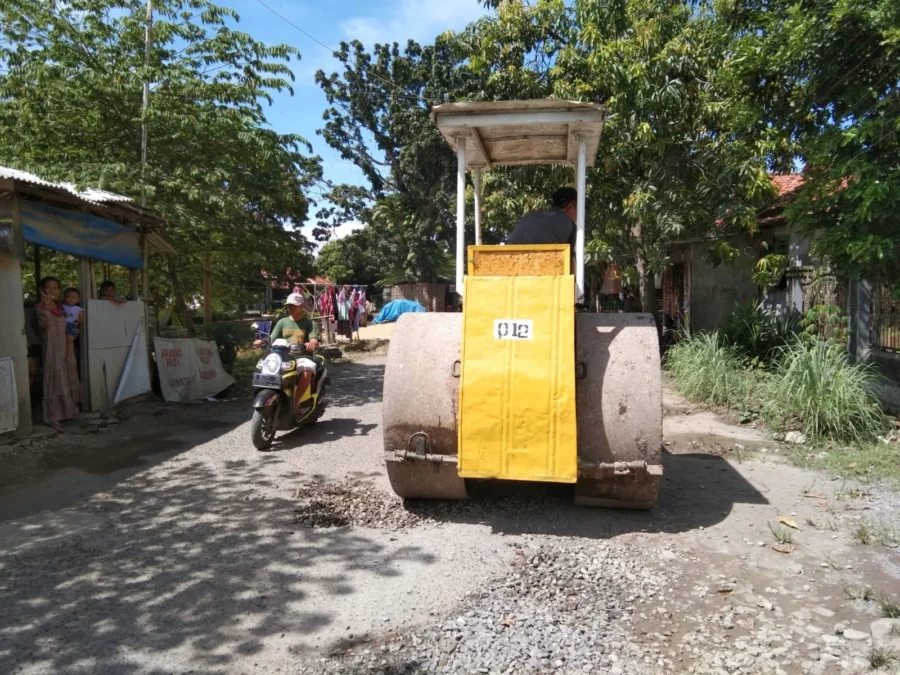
[[251, 406, 277, 450]]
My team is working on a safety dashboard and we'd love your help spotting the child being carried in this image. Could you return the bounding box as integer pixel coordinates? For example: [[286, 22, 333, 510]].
[[63, 287, 84, 360]]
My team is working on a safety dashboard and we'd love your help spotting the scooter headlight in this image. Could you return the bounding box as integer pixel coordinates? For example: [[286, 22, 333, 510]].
[[262, 354, 282, 375], [256, 359, 264, 370]]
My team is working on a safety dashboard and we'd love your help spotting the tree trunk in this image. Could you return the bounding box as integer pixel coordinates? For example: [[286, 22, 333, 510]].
[[167, 259, 195, 338], [633, 226, 661, 332]]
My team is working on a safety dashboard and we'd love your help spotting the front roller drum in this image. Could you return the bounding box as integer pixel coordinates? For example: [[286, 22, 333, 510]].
[[382, 313, 468, 501], [574, 313, 664, 509]]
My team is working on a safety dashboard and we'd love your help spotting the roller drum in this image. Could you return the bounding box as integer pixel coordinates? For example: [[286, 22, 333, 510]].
[[382, 313, 468, 500], [574, 312, 663, 508]]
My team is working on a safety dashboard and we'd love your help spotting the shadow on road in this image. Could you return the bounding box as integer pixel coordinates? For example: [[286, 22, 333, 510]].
[[401, 450, 768, 539], [325, 361, 384, 408], [0, 459, 436, 674], [271, 417, 379, 452]]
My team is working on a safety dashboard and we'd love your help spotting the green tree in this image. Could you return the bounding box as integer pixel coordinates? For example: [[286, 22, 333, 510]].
[[716, 0, 900, 287], [314, 37, 482, 283], [464, 0, 773, 318], [0, 0, 322, 317]]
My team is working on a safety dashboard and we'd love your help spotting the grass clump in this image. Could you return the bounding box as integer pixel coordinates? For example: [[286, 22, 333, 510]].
[[881, 593, 900, 619], [721, 300, 795, 363], [761, 339, 886, 443], [665, 332, 748, 406], [767, 521, 795, 545], [843, 584, 878, 602], [791, 441, 900, 484], [868, 647, 897, 670]]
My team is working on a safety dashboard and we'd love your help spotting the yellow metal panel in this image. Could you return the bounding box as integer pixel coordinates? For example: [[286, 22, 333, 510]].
[[458, 274, 577, 482], [468, 244, 570, 277]]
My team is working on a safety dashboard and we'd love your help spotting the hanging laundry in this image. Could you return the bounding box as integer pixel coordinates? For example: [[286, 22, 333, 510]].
[[336, 285, 353, 338]]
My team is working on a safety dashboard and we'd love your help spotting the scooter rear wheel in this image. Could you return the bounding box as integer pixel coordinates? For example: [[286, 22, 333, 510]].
[[251, 405, 277, 450]]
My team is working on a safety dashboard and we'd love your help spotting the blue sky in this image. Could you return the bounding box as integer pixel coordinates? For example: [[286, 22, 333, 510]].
[[219, 0, 490, 242]]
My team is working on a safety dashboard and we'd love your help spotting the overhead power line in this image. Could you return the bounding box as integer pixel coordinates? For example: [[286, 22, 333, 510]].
[[250, 0, 432, 105]]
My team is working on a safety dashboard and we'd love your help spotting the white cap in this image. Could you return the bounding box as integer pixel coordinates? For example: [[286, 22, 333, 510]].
[[285, 292, 305, 307]]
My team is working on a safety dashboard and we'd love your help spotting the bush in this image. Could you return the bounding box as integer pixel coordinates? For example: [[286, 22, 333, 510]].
[[798, 304, 849, 346], [762, 340, 886, 442], [665, 332, 749, 406], [210, 322, 240, 371], [720, 300, 795, 364]]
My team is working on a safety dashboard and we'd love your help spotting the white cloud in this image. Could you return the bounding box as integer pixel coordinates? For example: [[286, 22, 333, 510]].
[[309, 220, 365, 253], [334, 220, 364, 240], [339, 0, 486, 47]]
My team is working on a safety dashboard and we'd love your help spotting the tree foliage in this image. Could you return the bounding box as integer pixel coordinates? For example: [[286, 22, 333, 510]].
[[0, 0, 321, 311], [716, 0, 900, 286], [314, 37, 481, 282], [460, 0, 773, 316]]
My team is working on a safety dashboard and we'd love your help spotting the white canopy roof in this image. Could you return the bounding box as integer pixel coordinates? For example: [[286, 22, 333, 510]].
[[431, 99, 605, 169]]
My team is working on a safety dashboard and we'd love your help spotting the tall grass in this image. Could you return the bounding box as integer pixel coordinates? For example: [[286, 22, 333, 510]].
[[665, 332, 748, 406], [762, 340, 886, 442], [720, 300, 795, 364]]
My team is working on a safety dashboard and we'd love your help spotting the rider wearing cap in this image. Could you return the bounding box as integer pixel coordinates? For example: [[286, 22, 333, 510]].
[[255, 292, 321, 400], [267, 293, 320, 351]]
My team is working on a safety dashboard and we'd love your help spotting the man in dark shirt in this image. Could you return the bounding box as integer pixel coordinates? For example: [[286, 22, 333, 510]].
[[506, 187, 578, 248]]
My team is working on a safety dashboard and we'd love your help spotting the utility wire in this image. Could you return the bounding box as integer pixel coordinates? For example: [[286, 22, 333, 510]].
[[250, 0, 433, 105]]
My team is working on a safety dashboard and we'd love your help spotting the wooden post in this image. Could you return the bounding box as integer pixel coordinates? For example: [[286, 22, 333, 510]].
[[78, 258, 94, 411], [33, 245, 41, 296], [1, 192, 33, 433], [167, 259, 195, 337], [203, 251, 212, 335], [141, 233, 149, 298]]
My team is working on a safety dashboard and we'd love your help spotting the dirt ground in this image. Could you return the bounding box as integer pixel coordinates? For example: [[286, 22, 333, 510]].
[[0, 356, 897, 675], [357, 323, 395, 341]]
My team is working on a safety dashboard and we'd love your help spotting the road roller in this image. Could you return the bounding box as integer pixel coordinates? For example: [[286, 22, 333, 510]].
[[382, 100, 662, 508]]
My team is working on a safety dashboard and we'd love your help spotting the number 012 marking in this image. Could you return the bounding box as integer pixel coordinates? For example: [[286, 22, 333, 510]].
[[494, 319, 534, 340]]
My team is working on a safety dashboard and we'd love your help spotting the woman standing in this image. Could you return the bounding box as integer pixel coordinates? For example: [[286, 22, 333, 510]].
[[34, 276, 79, 431]]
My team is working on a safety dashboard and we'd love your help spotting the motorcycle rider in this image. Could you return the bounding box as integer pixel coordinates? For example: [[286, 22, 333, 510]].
[[254, 292, 320, 406]]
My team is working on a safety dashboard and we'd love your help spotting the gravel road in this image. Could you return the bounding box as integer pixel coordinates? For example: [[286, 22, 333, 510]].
[[1, 357, 898, 675]]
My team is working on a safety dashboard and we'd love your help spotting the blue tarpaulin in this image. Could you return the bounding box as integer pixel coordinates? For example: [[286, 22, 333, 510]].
[[19, 200, 144, 269], [373, 299, 426, 324]]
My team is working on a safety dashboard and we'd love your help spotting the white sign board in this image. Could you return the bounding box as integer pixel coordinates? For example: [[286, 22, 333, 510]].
[[87, 300, 150, 411], [0, 357, 18, 434], [494, 319, 534, 341], [154, 338, 235, 403]]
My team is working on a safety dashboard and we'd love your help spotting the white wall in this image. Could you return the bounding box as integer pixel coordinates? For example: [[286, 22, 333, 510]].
[[0, 251, 32, 434]]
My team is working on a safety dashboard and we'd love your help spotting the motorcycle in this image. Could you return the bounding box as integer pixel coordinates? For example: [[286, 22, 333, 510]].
[[249, 327, 330, 450]]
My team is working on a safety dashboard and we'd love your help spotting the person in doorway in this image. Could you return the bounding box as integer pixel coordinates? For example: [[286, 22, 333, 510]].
[[98, 280, 127, 304], [506, 187, 579, 248], [34, 276, 79, 431], [254, 293, 321, 405]]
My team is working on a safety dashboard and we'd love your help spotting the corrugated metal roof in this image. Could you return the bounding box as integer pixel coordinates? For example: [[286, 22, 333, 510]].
[[0, 165, 134, 205], [145, 231, 176, 255]]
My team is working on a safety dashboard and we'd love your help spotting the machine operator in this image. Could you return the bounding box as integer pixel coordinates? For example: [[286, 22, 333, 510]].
[[505, 187, 579, 249]]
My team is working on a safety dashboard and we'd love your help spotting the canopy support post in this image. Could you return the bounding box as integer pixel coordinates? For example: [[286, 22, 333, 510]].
[[575, 133, 587, 303], [456, 136, 467, 299], [473, 167, 483, 246]]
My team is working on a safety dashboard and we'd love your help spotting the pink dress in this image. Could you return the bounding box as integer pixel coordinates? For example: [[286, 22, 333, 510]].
[[35, 304, 79, 424]]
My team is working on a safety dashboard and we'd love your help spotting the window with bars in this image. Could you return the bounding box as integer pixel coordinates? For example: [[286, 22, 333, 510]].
[[872, 283, 900, 352]]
